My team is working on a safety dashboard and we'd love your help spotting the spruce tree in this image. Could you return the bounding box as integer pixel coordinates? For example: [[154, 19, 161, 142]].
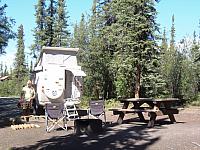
[[160, 28, 170, 96], [31, 0, 47, 57], [70, 22, 79, 47], [97, 0, 117, 99], [72, 14, 89, 70], [104, 0, 161, 98], [30, 61, 33, 72], [82, 0, 101, 98], [168, 15, 182, 98], [4, 64, 8, 76], [170, 15, 175, 50], [77, 14, 88, 50], [45, 0, 56, 46], [0, 62, 3, 76], [53, 0, 70, 47], [13, 24, 28, 94], [32, 0, 70, 52], [71, 13, 89, 53], [161, 28, 168, 52], [188, 31, 200, 99], [80, 0, 108, 99], [0, 2, 15, 54]]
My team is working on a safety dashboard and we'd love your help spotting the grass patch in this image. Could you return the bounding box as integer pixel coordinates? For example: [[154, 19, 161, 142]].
[[79, 97, 121, 109], [190, 100, 200, 106], [105, 99, 121, 110]]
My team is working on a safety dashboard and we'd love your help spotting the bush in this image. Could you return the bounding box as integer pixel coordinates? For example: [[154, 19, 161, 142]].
[[190, 100, 200, 106], [105, 99, 121, 110], [79, 96, 90, 108], [79, 97, 121, 110], [188, 92, 200, 106]]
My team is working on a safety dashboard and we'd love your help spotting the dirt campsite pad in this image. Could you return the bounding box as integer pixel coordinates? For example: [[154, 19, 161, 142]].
[[0, 105, 200, 150], [0, 98, 200, 150]]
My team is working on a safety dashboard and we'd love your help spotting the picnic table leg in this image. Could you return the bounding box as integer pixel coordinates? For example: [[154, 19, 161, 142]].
[[137, 112, 145, 122], [117, 112, 125, 124], [147, 112, 157, 128], [163, 102, 177, 123], [133, 102, 145, 122], [168, 114, 176, 123], [117, 102, 129, 124]]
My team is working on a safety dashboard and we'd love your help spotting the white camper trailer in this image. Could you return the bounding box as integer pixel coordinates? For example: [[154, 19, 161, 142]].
[[32, 46, 86, 106]]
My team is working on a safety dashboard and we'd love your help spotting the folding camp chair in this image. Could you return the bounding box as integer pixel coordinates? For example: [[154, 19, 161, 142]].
[[45, 102, 67, 132], [88, 100, 106, 124]]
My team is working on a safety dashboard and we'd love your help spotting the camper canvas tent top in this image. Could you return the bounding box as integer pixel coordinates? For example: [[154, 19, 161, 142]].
[[32, 46, 86, 106]]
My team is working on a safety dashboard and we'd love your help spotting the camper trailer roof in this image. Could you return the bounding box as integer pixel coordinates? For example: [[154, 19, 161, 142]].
[[42, 46, 79, 52], [34, 47, 80, 67]]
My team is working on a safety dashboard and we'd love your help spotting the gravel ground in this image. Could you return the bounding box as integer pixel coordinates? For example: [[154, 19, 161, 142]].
[[1, 98, 200, 150]]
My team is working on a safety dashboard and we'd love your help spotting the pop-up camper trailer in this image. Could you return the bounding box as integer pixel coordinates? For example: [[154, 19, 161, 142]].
[[32, 46, 86, 106]]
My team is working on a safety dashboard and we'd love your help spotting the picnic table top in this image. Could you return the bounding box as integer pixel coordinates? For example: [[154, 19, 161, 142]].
[[121, 98, 180, 102]]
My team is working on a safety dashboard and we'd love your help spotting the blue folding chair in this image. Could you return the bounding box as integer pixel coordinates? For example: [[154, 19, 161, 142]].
[[88, 100, 106, 124], [45, 102, 67, 132]]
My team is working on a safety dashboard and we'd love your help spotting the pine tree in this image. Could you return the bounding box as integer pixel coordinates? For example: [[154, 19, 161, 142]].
[[168, 15, 182, 98], [161, 28, 168, 52], [170, 15, 175, 50], [70, 22, 79, 47], [53, 0, 70, 47], [13, 24, 28, 94], [80, 0, 109, 99], [0, 62, 3, 76], [4, 64, 8, 76], [160, 15, 190, 99], [45, 0, 57, 46], [81, 0, 101, 98], [30, 61, 33, 72], [71, 13, 89, 51], [72, 14, 89, 70], [31, 0, 47, 57], [0, 2, 15, 54], [104, 0, 161, 98], [32, 0, 70, 51], [77, 14, 88, 50], [160, 28, 170, 96], [187, 31, 200, 99]]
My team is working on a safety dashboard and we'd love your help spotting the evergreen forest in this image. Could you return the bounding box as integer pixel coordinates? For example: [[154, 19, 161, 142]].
[[1, 0, 200, 106]]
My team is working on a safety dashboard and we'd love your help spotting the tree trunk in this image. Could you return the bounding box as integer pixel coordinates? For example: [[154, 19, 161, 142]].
[[107, 80, 114, 99], [135, 64, 141, 98], [95, 81, 100, 99]]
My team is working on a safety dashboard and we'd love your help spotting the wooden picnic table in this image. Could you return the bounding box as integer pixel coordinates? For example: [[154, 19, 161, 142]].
[[109, 98, 180, 127]]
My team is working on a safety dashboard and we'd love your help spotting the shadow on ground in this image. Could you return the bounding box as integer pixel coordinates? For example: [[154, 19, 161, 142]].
[[0, 98, 22, 128], [12, 120, 161, 150], [1, 98, 185, 150]]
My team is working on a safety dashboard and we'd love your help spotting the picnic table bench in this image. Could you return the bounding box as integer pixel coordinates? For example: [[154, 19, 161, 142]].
[[109, 98, 180, 127]]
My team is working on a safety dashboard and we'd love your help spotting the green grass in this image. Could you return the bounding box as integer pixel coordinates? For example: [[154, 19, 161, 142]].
[[105, 99, 121, 110], [79, 96, 121, 109], [190, 100, 200, 106]]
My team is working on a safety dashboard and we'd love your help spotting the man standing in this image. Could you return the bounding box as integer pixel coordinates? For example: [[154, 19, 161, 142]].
[[21, 80, 35, 122]]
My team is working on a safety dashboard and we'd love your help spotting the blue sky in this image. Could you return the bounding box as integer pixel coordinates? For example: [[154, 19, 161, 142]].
[[1, 0, 93, 50], [0, 0, 200, 68], [0, 0, 93, 67], [156, 0, 200, 41]]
